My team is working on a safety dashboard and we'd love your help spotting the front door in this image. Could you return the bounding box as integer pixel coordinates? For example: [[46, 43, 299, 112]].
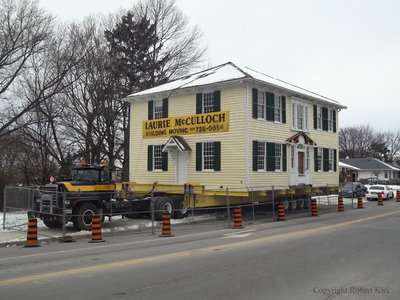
[[298, 152, 304, 175]]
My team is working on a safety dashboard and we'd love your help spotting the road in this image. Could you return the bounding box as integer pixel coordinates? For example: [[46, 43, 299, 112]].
[[1, 200, 399, 299]]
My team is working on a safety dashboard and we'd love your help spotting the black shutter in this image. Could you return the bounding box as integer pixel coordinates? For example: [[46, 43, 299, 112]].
[[252, 88, 258, 119], [214, 141, 221, 171], [214, 90, 221, 112], [313, 105, 317, 129], [281, 96, 286, 123], [323, 148, 329, 172], [162, 98, 168, 118], [333, 110, 337, 133], [196, 142, 202, 171], [282, 144, 287, 172], [322, 107, 328, 131], [147, 145, 153, 171], [266, 92, 275, 121], [196, 93, 203, 114], [253, 140, 258, 171], [334, 149, 337, 172], [148, 101, 153, 120], [162, 148, 168, 171], [314, 148, 318, 172], [266, 142, 275, 171]]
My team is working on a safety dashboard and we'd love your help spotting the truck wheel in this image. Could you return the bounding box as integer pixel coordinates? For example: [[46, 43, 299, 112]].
[[155, 197, 175, 221], [172, 196, 188, 219], [297, 199, 305, 209], [43, 219, 63, 228], [290, 200, 298, 211], [73, 203, 100, 231]]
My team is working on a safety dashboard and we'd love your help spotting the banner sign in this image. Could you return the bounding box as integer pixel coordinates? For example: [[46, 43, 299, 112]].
[[143, 111, 229, 138]]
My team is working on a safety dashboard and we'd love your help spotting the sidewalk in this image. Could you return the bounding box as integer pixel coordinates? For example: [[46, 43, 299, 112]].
[[0, 213, 217, 247]]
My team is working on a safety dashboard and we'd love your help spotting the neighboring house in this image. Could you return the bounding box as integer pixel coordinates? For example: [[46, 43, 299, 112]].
[[339, 161, 360, 183], [340, 158, 400, 182], [123, 62, 346, 190]]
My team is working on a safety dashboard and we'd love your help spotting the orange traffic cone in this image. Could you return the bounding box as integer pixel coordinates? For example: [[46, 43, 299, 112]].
[[277, 203, 286, 220], [377, 193, 384, 206], [160, 213, 174, 237], [396, 191, 400, 202], [233, 207, 244, 228], [311, 199, 318, 216], [357, 195, 364, 209], [338, 197, 344, 212], [24, 218, 40, 247], [89, 217, 105, 243]]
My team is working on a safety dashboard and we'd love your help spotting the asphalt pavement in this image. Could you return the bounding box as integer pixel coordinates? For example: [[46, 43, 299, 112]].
[[1, 198, 400, 299]]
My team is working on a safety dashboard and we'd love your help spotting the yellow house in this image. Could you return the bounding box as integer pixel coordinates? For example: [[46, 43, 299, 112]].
[[123, 62, 346, 191]]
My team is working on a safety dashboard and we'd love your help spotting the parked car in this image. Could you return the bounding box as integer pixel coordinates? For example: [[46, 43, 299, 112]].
[[339, 182, 367, 198], [365, 185, 394, 200]]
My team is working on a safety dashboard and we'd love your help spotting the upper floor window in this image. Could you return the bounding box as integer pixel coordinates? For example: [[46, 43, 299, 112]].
[[292, 99, 309, 131], [148, 99, 168, 120], [153, 100, 164, 119], [257, 92, 265, 119], [313, 105, 336, 132], [252, 88, 286, 123], [196, 91, 221, 114]]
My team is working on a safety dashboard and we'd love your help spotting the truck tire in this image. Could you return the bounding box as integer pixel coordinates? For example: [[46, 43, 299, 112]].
[[172, 196, 188, 219], [72, 203, 100, 231], [43, 219, 63, 228], [155, 197, 175, 221], [289, 199, 298, 211]]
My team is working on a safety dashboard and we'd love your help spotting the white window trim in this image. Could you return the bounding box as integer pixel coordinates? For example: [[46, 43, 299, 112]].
[[152, 144, 164, 171], [256, 141, 283, 172], [202, 141, 215, 172], [202, 91, 215, 114], [153, 100, 164, 120], [291, 97, 309, 132]]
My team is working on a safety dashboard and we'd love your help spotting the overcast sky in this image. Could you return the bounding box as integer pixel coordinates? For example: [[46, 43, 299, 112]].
[[39, 0, 400, 132]]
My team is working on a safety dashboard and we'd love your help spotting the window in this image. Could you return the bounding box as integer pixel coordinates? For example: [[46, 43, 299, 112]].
[[314, 147, 336, 172], [196, 141, 221, 171], [314, 105, 336, 132], [257, 92, 265, 119], [316, 148, 323, 171], [203, 142, 214, 170], [257, 142, 265, 170], [328, 149, 334, 171], [292, 99, 309, 131], [153, 100, 163, 119], [147, 145, 168, 171], [252, 88, 286, 123], [275, 144, 282, 171], [328, 110, 335, 132], [196, 91, 221, 114], [274, 95, 286, 123], [253, 141, 286, 172], [148, 99, 168, 120]]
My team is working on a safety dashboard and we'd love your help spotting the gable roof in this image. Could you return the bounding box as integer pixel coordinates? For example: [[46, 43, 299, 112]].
[[124, 62, 346, 109], [340, 158, 400, 171]]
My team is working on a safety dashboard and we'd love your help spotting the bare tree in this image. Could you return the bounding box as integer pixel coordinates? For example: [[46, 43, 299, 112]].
[[382, 131, 400, 163], [0, 0, 53, 95], [133, 0, 207, 82], [339, 125, 376, 158]]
